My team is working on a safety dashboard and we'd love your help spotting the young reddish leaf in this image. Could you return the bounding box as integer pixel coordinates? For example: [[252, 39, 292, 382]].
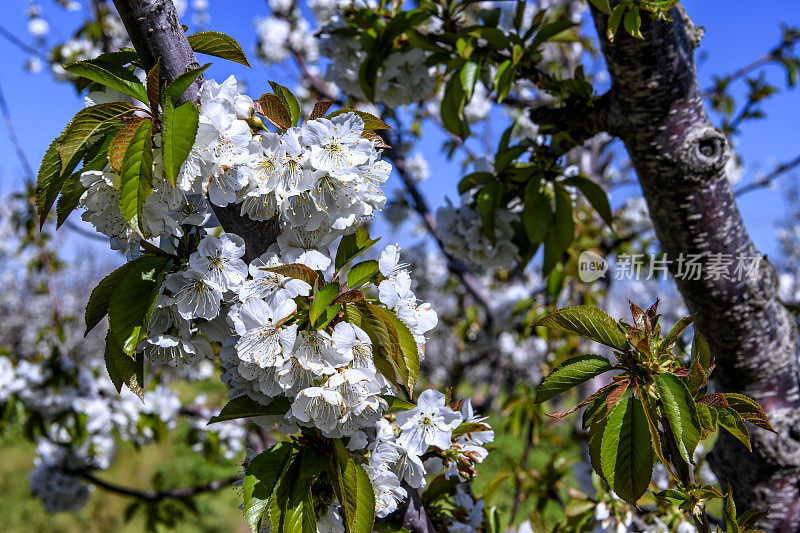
[[146, 58, 160, 114], [606, 380, 629, 410], [261, 264, 319, 286], [723, 393, 775, 432], [546, 382, 615, 420], [697, 393, 728, 407], [326, 109, 390, 130], [109, 117, 147, 173], [256, 93, 291, 131], [309, 100, 335, 120]]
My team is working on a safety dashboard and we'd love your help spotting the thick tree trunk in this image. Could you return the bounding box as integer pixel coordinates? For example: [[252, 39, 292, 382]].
[[589, 5, 800, 530], [112, 0, 279, 262]]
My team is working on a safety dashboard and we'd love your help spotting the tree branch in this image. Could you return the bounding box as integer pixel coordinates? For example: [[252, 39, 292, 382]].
[[589, 4, 800, 528], [734, 153, 800, 197], [75, 469, 241, 502], [111, 0, 279, 262], [528, 91, 620, 157]]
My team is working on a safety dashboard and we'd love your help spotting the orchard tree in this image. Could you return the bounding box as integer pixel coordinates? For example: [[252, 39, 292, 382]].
[[2, 0, 800, 531]]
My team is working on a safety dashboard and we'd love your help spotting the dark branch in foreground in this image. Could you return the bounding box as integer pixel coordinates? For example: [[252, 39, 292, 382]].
[[75, 469, 241, 502]]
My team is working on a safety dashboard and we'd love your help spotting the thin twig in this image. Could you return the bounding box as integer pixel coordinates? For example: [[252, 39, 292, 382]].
[[0, 81, 69, 361], [0, 24, 49, 60], [701, 31, 799, 97], [734, 153, 800, 197]]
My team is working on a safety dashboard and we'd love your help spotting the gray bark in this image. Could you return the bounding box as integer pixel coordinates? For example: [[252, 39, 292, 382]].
[[112, 0, 280, 262], [586, 5, 800, 530]]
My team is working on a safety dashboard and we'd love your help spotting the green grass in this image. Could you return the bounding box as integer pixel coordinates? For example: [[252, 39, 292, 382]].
[[0, 422, 248, 533], [471, 414, 584, 529]]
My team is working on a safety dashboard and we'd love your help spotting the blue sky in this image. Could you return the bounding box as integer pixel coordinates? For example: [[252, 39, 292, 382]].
[[0, 0, 798, 262]]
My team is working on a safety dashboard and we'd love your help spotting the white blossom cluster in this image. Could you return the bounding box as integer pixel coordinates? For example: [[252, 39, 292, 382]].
[[436, 198, 520, 271], [319, 22, 436, 107], [75, 75, 494, 519], [364, 391, 493, 517]]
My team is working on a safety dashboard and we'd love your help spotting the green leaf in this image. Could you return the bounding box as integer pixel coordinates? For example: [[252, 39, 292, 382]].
[[523, 182, 553, 244], [35, 140, 72, 226], [724, 482, 738, 532], [460, 60, 480, 101], [717, 406, 752, 451], [441, 75, 470, 138], [335, 228, 380, 271], [381, 309, 421, 394], [542, 184, 574, 276], [333, 440, 375, 533], [187, 31, 251, 67], [118, 119, 154, 232], [589, 0, 612, 15], [607, 3, 626, 41], [534, 305, 628, 351], [600, 397, 653, 505], [493, 59, 515, 103], [108, 256, 170, 354], [283, 479, 317, 533], [162, 99, 199, 186], [104, 329, 142, 398], [382, 395, 416, 414], [209, 395, 291, 424], [55, 172, 86, 229], [163, 63, 210, 103], [310, 281, 341, 326], [475, 182, 503, 240], [298, 448, 329, 481], [654, 374, 701, 464], [346, 259, 380, 288], [530, 19, 577, 50], [347, 303, 410, 395], [661, 315, 695, 350], [655, 489, 687, 506], [582, 384, 614, 430], [587, 415, 607, 480], [452, 422, 492, 438], [57, 102, 134, 175], [691, 332, 712, 374], [63, 61, 148, 103], [623, 6, 643, 39], [269, 81, 300, 127], [244, 442, 294, 532], [696, 403, 718, 438], [563, 176, 613, 227], [85, 259, 140, 335], [722, 393, 775, 432], [534, 354, 613, 403]]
